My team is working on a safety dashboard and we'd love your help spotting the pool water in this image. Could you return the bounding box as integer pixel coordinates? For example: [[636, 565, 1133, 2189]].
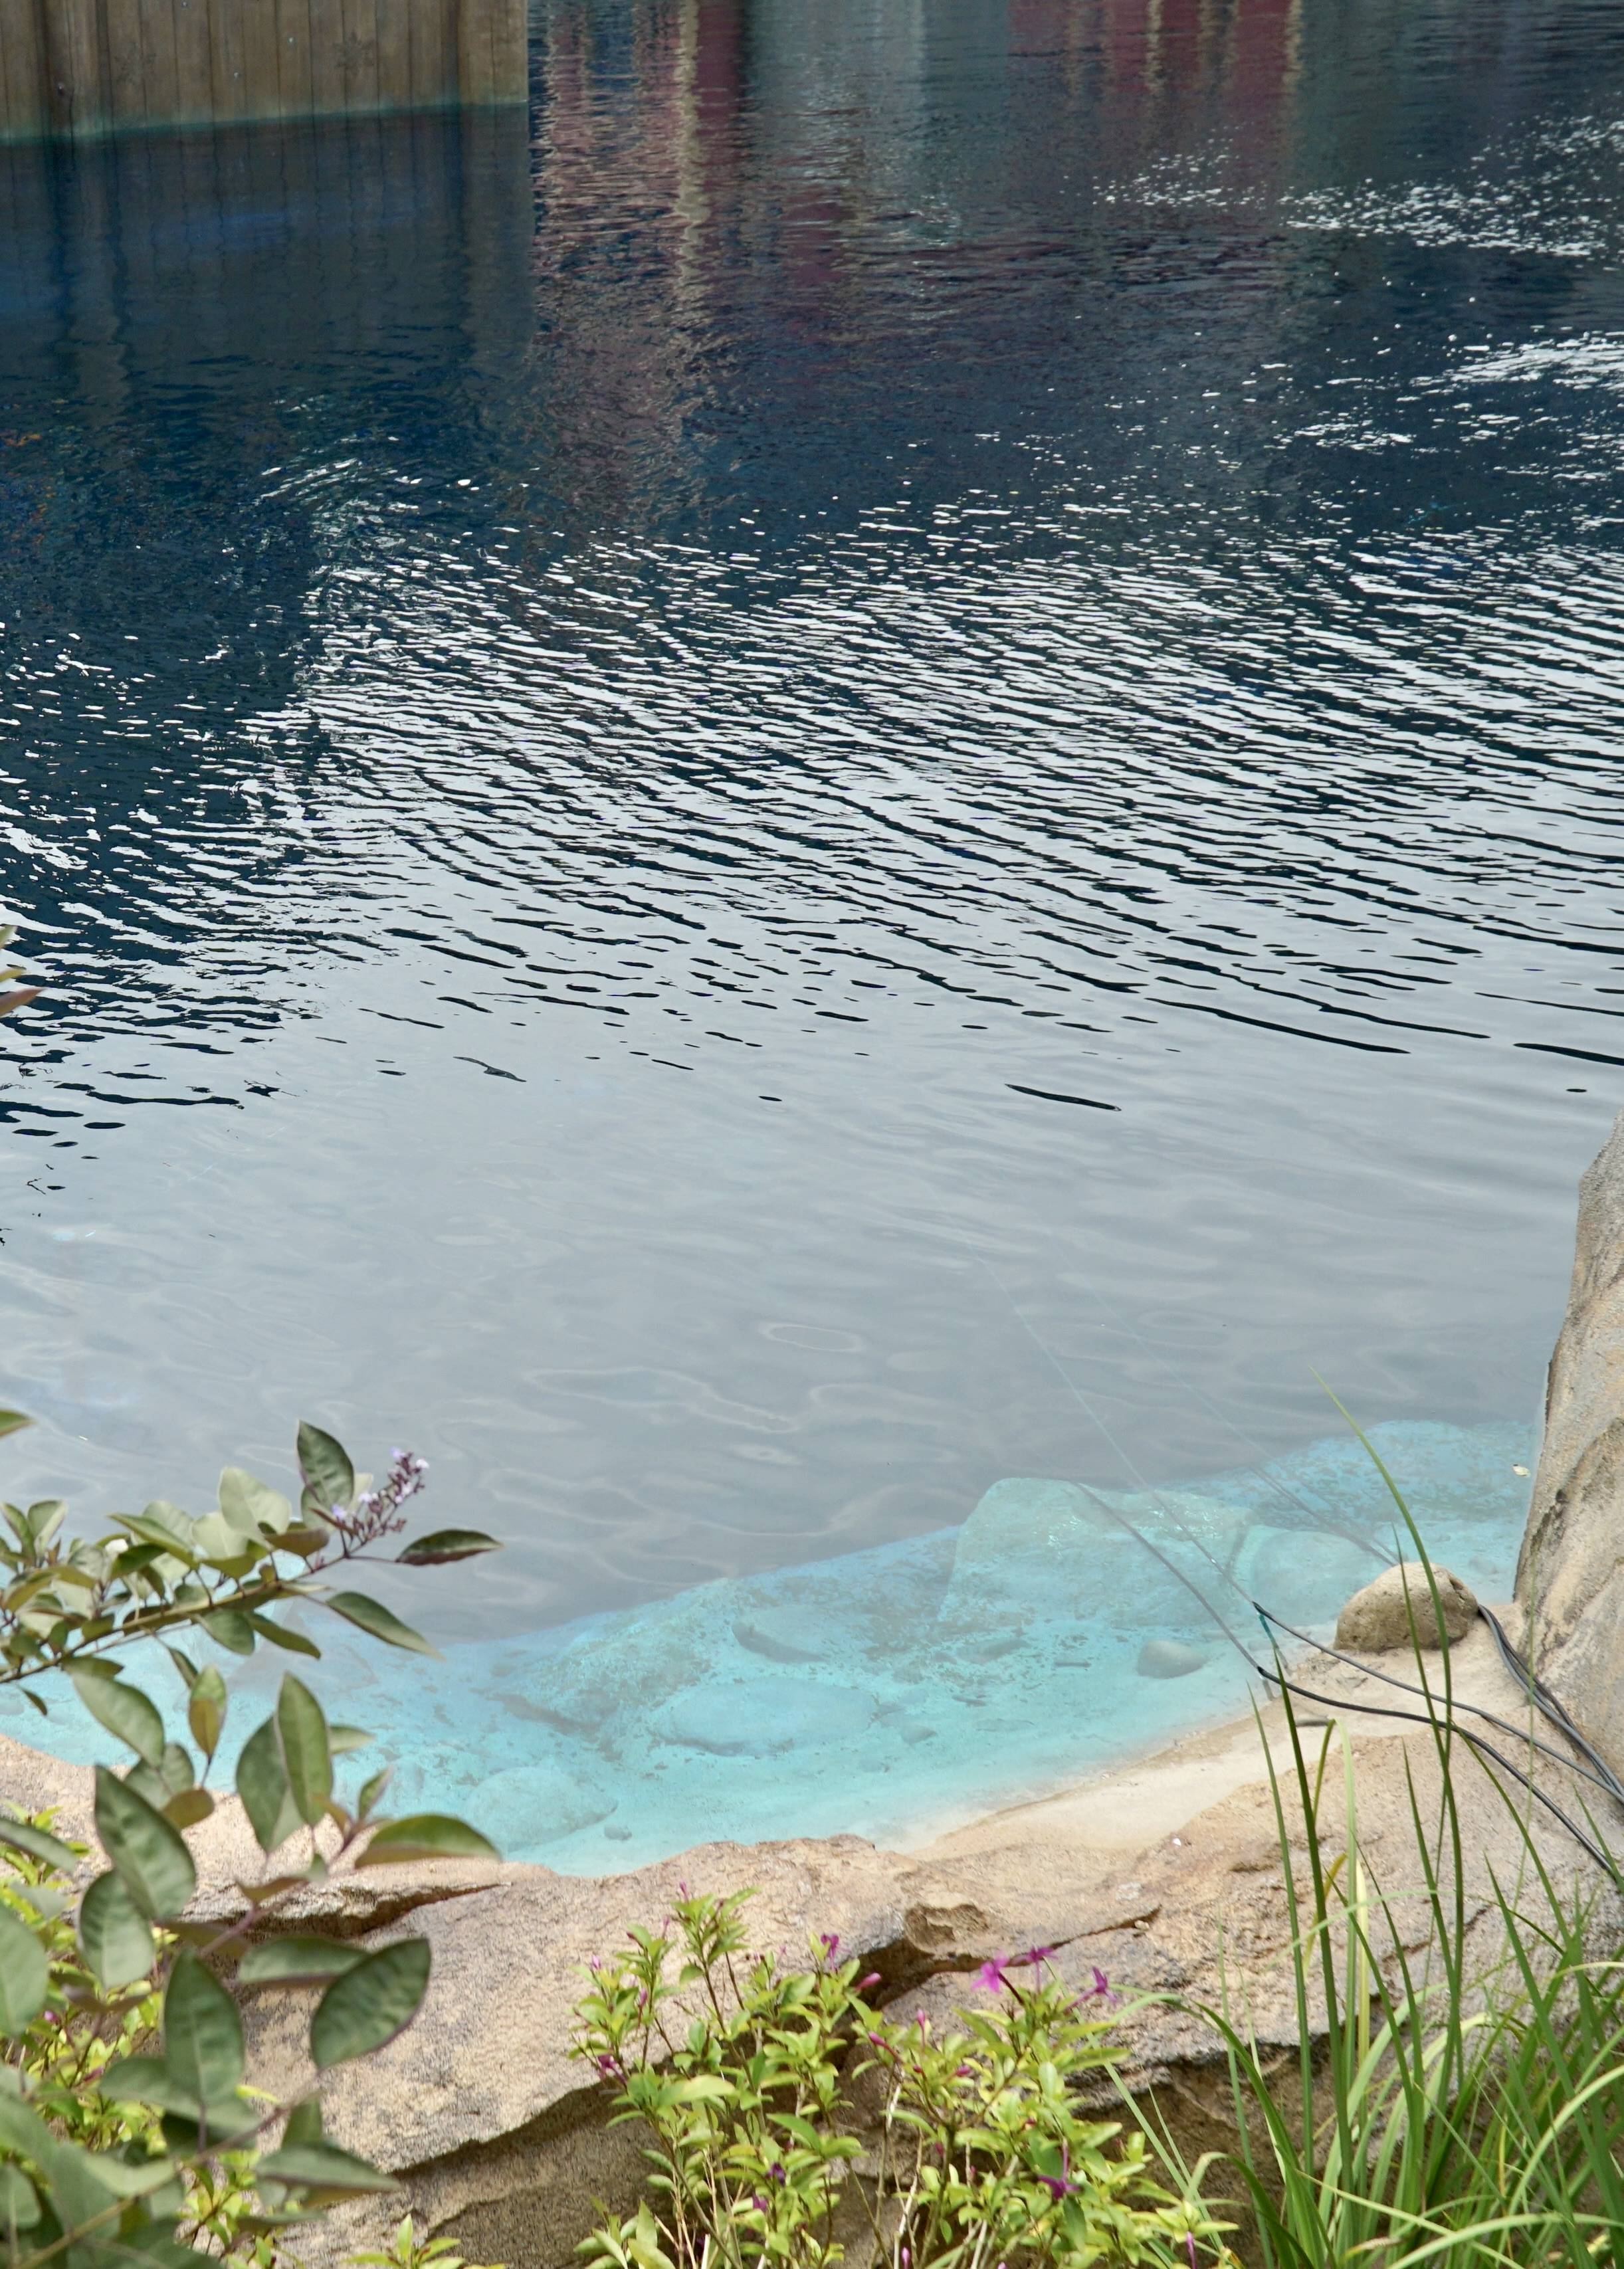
[[13, 1418, 1535, 1864], [1, 0, 1621, 1861]]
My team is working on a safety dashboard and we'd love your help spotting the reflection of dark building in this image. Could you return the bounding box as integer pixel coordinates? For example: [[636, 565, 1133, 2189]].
[[0, 113, 530, 1036]]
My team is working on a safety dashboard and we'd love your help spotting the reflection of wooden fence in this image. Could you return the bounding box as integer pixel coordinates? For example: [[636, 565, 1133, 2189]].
[[1, 0, 528, 139]]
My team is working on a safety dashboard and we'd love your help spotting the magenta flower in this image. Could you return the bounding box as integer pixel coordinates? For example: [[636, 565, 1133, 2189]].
[[972, 1957, 1011, 1994], [1013, 1945, 1055, 1969], [819, 1931, 841, 1959], [1035, 2145, 1078, 2201], [858, 1971, 882, 1993]]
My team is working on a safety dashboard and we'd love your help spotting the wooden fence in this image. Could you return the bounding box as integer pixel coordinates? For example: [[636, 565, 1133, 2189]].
[[0, 0, 528, 138]]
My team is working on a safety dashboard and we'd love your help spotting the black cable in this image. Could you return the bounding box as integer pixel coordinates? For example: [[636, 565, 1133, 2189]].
[[1254, 1648, 1619, 1880], [1256, 1605, 1624, 1813], [1475, 1603, 1624, 1805]]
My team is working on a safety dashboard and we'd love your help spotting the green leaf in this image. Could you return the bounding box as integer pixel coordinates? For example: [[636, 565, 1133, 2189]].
[[357, 1767, 391, 1821], [202, 1608, 256, 1656], [357, 1815, 500, 1868], [396, 1530, 501, 1566], [310, 1937, 431, 2068], [158, 1742, 193, 1795], [324, 1593, 438, 1657], [0, 1412, 31, 1443], [124, 1761, 171, 1810], [236, 1718, 300, 1854], [162, 1789, 214, 1831], [256, 2140, 397, 2194], [329, 1724, 373, 1755], [70, 1669, 165, 1767], [276, 1521, 335, 1560], [94, 1765, 196, 1920], [191, 1516, 266, 1580], [249, 1613, 320, 1657], [100, 2053, 256, 2139], [297, 1422, 355, 1516], [283, 2097, 322, 2147], [239, 1937, 366, 1987], [276, 1676, 332, 1826], [0, 2161, 39, 2228], [126, 1502, 198, 1559], [26, 1503, 64, 1552], [164, 1949, 245, 2104], [0, 1906, 47, 2033], [163, 1646, 200, 1691], [0, 1815, 78, 1872], [79, 1869, 156, 1989], [0, 2091, 53, 2163], [187, 1666, 227, 1761], [219, 1467, 293, 1536]]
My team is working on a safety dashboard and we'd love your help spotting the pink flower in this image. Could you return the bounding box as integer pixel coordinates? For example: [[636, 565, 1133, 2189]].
[[1035, 2146, 1078, 2201], [1013, 1945, 1054, 1970], [858, 1971, 882, 1993], [972, 1957, 1010, 1994]]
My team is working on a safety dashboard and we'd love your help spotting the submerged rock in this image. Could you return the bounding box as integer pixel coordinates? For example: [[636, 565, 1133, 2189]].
[[1136, 1639, 1209, 1679], [1229, 1525, 1380, 1632], [469, 1763, 615, 1850], [1518, 1109, 1624, 1770], [1336, 1563, 1476, 1653], [732, 1611, 825, 1664], [664, 1676, 876, 1755]]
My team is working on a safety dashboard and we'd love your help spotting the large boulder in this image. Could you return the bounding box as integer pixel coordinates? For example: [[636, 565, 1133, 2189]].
[[1517, 1111, 1624, 1769]]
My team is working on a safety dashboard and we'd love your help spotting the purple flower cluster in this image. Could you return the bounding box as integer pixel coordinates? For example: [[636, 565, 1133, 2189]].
[[334, 1447, 428, 1549], [971, 1946, 1056, 1995]]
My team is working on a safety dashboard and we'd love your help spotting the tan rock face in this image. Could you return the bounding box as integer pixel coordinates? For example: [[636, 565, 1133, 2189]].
[[1334, 1562, 1477, 1652], [1517, 1110, 1624, 1769]]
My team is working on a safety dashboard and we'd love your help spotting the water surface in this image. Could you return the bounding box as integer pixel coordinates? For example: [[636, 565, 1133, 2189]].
[[1, 0, 1621, 1852]]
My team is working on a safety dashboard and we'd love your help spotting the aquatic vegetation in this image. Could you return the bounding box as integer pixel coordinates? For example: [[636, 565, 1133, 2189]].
[[572, 1888, 1232, 2269], [0, 1407, 500, 2269]]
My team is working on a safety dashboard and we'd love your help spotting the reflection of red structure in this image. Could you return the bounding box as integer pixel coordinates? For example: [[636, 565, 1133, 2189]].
[[1087, 0, 1299, 149], [528, 0, 1304, 522]]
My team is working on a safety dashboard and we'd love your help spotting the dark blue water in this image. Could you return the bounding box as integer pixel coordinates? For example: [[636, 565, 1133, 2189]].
[[1, 0, 1622, 1700]]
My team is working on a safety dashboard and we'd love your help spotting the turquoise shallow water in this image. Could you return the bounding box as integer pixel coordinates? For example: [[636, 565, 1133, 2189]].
[[11, 1419, 1533, 1868]]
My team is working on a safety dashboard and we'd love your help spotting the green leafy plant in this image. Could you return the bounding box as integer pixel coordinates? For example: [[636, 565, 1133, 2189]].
[[1199, 1427, 1624, 2268], [348, 2211, 505, 2269], [0, 1407, 502, 2269], [573, 1888, 1231, 2269]]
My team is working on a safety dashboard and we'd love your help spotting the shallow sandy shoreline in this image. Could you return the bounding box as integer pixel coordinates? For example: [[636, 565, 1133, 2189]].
[[913, 1602, 1532, 1883]]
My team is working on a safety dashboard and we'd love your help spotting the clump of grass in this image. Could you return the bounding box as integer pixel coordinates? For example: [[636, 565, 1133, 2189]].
[[1183, 1426, 1624, 2268]]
